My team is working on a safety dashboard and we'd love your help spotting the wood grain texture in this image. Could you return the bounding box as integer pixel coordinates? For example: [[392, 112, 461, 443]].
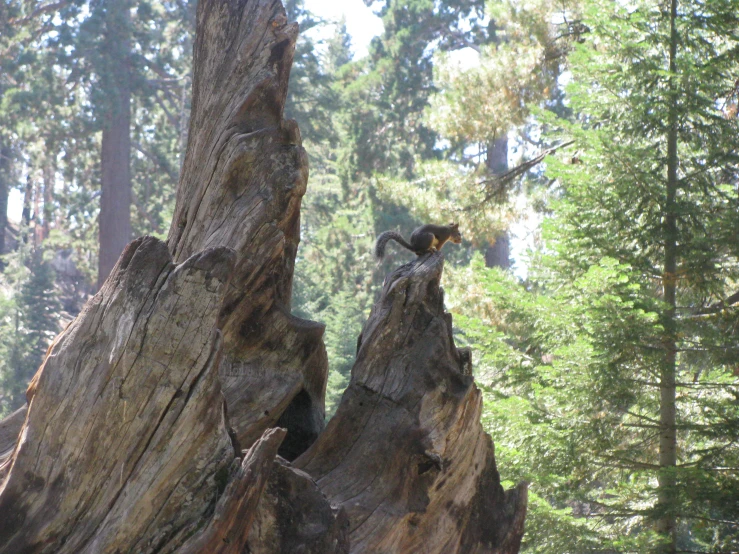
[[0, 237, 237, 554], [296, 252, 528, 554], [179, 427, 286, 554], [0, 3, 342, 553], [246, 457, 350, 553], [0, 406, 26, 479], [166, 0, 327, 456], [0, 2, 526, 552]]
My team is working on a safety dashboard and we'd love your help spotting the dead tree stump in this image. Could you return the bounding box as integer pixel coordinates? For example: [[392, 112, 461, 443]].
[[165, 0, 327, 457], [0, 238, 239, 553], [296, 253, 528, 554], [0, 1, 525, 553]]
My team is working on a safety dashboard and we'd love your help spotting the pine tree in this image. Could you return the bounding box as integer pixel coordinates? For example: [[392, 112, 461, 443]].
[[452, 0, 739, 549], [0, 2, 195, 287], [0, 249, 62, 415], [284, 0, 339, 148]]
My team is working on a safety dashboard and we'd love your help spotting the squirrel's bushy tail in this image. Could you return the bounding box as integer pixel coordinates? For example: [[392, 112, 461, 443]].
[[375, 231, 413, 260]]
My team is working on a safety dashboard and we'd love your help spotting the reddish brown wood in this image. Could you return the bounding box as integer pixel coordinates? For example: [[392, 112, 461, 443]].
[[98, 1, 133, 289]]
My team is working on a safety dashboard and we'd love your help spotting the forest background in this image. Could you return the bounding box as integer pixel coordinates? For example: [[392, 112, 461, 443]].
[[0, 0, 738, 552]]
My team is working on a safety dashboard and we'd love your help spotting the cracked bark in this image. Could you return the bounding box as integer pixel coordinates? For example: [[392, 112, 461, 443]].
[[0, 2, 340, 552], [0, 237, 238, 553], [0, 1, 525, 552], [296, 253, 527, 553], [166, 0, 327, 457]]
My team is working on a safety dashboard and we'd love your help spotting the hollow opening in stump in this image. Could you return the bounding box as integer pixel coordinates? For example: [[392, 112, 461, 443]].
[[275, 388, 322, 461]]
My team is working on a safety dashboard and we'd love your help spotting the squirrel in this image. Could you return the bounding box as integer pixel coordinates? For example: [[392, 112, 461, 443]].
[[375, 223, 462, 260]]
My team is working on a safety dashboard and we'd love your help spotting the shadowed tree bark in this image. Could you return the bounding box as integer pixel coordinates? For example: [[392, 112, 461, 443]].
[[0, 1, 526, 552], [166, 0, 327, 458]]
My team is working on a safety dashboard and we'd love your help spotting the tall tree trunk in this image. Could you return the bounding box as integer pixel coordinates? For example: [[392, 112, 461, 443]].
[[21, 174, 33, 227], [33, 173, 42, 246], [485, 137, 511, 269], [0, 145, 10, 257], [97, 2, 132, 289], [42, 142, 55, 240], [657, 0, 679, 550]]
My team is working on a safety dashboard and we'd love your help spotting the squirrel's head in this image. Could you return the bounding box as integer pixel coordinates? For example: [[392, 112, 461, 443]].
[[448, 222, 462, 244]]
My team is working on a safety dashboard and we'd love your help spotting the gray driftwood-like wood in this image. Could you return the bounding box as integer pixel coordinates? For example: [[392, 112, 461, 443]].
[[296, 253, 528, 554], [0, 1, 526, 553], [0, 2, 343, 553], [0, 406, 25, 476], [0, 237, 238, 553], [165, 0, 327, 457], [179, 427, 286, 554]]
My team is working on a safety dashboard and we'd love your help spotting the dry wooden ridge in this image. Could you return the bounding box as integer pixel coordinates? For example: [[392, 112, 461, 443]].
[[0, 1, 527, 552]]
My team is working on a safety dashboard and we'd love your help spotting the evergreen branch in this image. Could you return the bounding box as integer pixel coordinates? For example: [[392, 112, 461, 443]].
[[145, 78, 185, 88], [597, 454, 661, 470], [9, 1, 70, 26], [135, 54, 184, 81], [625, 377, 661, 387], [674, 382, 739, 388], [592, 510, 649, 518], [152, 92, 179, 129], [623, 409, 661, 425], [682, 515, 739, 526], [684, 289, 739, 318], [130, 187, 161, 234], [622, 423, 661, 429], [475, 140, 575, 206], [133, 142, 178, 183], [443, 31, 481, 53], [675, 550, 738, 553]]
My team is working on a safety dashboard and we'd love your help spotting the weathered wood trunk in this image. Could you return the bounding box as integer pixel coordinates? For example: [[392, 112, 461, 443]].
[[0, 237, 238, 553], [296, 253, 527, 554], [0, 1, 526, 553], [166, 0, 327, 459]]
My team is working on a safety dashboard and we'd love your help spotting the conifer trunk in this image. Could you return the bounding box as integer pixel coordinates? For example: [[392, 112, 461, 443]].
[[0, 145, 9, 257], [42, 141, 55, 240], [657, 0, 679, 550], [485, 137, 511, 269], [97, 3, 132, 289], [33, 173, 42, 246], [21, 175, 32, 227]]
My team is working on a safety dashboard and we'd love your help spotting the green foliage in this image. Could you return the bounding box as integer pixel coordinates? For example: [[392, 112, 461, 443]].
[[293, 166, 377, 415], [0, 1, 193, 410], [336, 0, 485, 179], [428, 0, 575, 148], [0, 245, 62, 417], [1, 2, 738, 551], [374, 159, 511, 246], [443, 0, 739, 547], [0, 1, 194, 276], [290, 0, 493, 412], [285, 0, 341, 149]]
